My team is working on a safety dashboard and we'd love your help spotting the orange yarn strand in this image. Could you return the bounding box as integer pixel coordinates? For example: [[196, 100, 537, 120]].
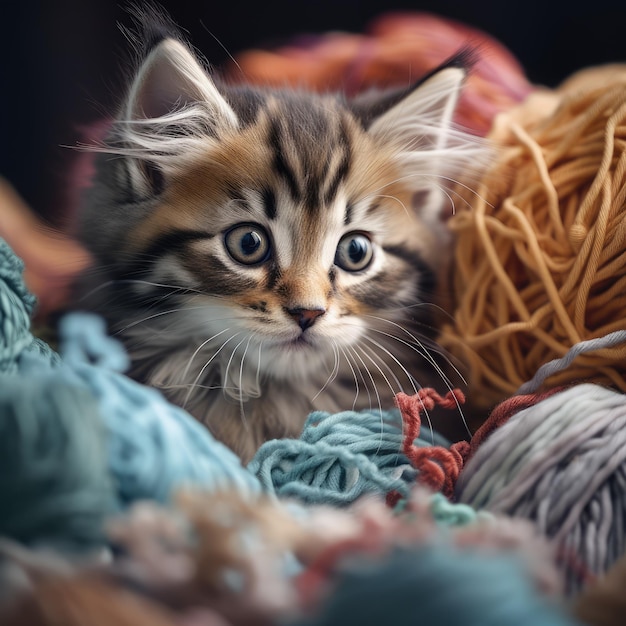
[[441, 67, 626, 410]]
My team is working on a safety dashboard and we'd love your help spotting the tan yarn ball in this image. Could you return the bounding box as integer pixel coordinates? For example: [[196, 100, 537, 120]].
[[440, 66, 626, 411]]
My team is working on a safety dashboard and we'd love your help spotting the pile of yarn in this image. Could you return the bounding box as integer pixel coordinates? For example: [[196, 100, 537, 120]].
[[0, 235, 261, 552], [250, 390, 457, 507], [0, 238, 57, 373], [440, 65, 626, 411], [0, 222, 614, 624]]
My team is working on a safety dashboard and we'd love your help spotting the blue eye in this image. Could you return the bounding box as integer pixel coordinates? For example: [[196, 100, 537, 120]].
[[335, 233, 373, 272], [224, 223, 270, 265]]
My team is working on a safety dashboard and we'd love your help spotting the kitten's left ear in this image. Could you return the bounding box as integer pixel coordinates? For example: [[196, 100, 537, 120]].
[[352, 53, 487, 223]]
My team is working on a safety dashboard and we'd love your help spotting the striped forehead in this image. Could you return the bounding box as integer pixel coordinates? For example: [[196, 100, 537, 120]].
[[130, 92, 399, 258], [263, 96, 352, 212]]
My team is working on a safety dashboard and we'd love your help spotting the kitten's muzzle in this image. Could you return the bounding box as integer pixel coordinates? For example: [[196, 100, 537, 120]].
[[285, 306, 326, 331]]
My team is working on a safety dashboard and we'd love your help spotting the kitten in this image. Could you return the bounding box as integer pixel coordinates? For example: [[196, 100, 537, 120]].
[[76, 21, 486, 461]]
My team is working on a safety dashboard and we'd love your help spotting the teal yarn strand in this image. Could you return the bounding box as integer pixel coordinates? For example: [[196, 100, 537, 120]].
[[249, 407, 449, 506], [0, 239, 58, 373], [0, 369, 114, 551]]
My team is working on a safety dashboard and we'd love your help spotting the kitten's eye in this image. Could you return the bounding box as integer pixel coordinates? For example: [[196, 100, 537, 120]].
[[335, 233, 373, 272], [224, 223, 271, 265]]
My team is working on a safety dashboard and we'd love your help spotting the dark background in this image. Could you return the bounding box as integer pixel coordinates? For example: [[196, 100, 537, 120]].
[[3, 1, 625, 223]]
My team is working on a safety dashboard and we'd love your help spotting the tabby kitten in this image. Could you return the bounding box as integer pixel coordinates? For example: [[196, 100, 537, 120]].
[[77, 26, 486, 461]]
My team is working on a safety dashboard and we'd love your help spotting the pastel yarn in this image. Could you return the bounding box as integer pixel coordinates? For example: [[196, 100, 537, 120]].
[[0, 238, 57, 373], [456, 383, 626, 592], [55, 312, 262, 508], [249, 404, 448, 506], [0, 370, 113, 552]]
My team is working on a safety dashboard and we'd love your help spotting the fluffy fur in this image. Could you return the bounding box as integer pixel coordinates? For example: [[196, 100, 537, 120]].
[[76, 18, 488, 461]]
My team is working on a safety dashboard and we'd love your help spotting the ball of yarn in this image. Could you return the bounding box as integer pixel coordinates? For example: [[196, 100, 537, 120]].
[[0, 239, 57, 373], [249, 407, 449, 506], [291, 544, 577, 626], [455, 383, 626, 593], [440, 66, 626, 410], [0, 368, 114, 552], [56, 313, 262, 508]]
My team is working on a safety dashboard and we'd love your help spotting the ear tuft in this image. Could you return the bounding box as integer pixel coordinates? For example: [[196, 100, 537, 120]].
[[353, 54, 489, 223], [124, 38, 238, 130], [366, 65, 468, 152], [101, 35, 239, 197]]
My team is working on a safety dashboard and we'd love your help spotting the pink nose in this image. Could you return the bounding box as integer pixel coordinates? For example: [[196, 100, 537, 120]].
[[285, 307, 326, 331]]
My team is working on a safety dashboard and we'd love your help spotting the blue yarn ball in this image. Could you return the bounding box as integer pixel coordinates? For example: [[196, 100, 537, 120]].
[[0, 368, 114, 551], [249, 406, 449, 506], [291, 544, 580, 626], [0, 239, 58, 373], [56, 313, 262, 508]]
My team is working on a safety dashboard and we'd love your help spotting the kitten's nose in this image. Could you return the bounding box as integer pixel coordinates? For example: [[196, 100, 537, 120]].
[[285, 306, 326, 331]]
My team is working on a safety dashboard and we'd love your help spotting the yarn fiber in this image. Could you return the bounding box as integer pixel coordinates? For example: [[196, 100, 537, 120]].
[[292, 545, 577, 626], [55, 313, 262, 508], [441, 66, 626, 410], [0, 371, 114, 551], [0, 239, 57, 373], [249, 407, 444, 506], [456, 383, 626, 592]]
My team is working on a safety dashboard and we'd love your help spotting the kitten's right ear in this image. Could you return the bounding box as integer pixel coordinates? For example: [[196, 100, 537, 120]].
[[123, 38, 237, 131], [116, 38, 238, 195]]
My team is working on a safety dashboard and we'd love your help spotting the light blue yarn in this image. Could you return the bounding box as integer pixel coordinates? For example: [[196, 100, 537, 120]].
[[0, 239, 58, 373], [54, 312, 261, 507], [249, 406, 450, 506]]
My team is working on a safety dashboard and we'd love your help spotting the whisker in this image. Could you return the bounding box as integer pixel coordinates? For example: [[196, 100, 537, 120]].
[[364, 315, 466, 387], [77, 277, 209, 302], [359, 340, 404, 396], [338, 345, 360, 410], [223, 335, 249, 399], [350, 345, 383, 418], [358, 317, 470, 437], [182, 328, 236, 408], [255, 340, 264, 393], [311, 339, 341, 402], [352, 344, 388, 454], [361, 334, 419, 395], [366, 193, 411, 217], [116, 305, 224, 333], [345, 344, 374, 412]]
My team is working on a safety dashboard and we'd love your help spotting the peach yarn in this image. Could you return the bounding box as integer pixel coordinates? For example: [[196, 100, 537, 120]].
[[440, 65, 626, 410]]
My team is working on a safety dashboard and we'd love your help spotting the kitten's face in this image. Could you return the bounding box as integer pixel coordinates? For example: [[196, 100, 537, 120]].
[[121, 102, 437, 379], [79, 37, 485, 401]]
